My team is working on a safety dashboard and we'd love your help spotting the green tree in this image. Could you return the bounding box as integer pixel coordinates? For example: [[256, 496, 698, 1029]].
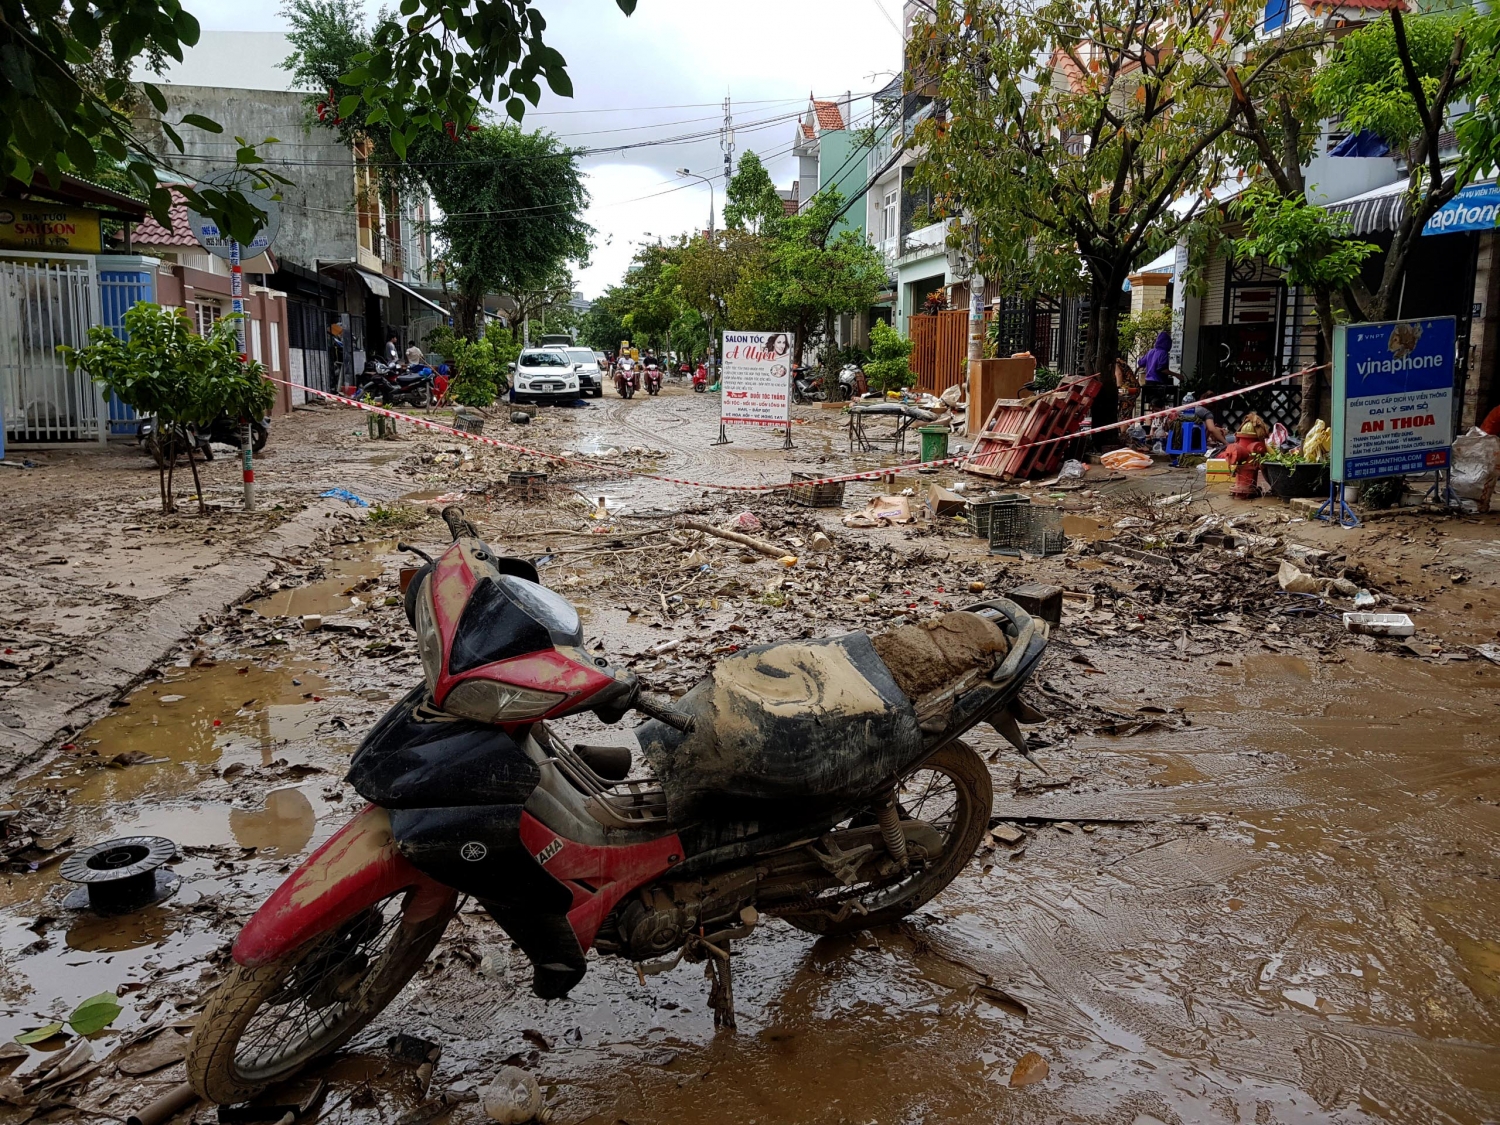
[[285, 3, 594, 340], [909, 0, 1296, 377], [1228, 187, 1377, 430], [1313, 9, 1497, 323], [676, 227, 761, 362], [617, 241, 688, 353], [418, 124, 591, 339], [445, 335, 499, 406], [730, 190, 887, 384], [864, 320, 913, 394], [578, 287, 631, 351], [723, 151, 784, 235], [61, 303, 272, 514]]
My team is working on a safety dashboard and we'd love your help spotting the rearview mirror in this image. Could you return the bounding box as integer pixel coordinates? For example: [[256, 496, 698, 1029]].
[[508, 363, 516, 372], [574, 363, 583, 370]]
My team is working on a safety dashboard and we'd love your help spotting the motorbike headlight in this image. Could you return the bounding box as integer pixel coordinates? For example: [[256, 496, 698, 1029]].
[[442, 678, 564, 722], [414, 579, 443, 691]]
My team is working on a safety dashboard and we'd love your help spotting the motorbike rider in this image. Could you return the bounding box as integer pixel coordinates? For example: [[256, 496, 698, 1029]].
[[385, 331, 401, 365]]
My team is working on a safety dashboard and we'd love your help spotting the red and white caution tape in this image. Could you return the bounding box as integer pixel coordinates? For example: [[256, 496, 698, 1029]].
[[264, 365, 1322, 494]]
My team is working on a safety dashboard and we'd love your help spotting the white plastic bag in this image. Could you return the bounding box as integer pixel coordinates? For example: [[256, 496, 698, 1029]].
[[1451, 427, 1498, 509], [1059, 459, 1087, 479]]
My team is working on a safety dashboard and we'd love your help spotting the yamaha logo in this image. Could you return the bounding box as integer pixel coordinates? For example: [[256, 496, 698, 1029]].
[[460, 841, 487, 862], [535, 838, 563, 865]]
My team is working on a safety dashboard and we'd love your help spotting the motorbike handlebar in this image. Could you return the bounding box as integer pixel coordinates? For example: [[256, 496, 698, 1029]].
[[634, 690, 695, 734]]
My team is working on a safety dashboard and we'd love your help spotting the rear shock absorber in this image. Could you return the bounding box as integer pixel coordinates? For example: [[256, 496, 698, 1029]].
[[876, 794, 909, 870]]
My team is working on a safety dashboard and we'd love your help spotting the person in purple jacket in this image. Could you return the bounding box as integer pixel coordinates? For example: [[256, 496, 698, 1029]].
[[1138, 330, 1176, 413]]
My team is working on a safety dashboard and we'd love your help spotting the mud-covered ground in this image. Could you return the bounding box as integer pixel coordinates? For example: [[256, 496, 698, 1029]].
[[2, 384, 1498, 1124]]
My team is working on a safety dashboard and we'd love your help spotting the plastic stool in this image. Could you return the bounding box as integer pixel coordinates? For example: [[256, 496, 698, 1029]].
[[1165, 421, 1206, 465]]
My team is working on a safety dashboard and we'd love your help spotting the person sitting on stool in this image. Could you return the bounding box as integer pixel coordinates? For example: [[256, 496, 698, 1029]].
[[1138, 330, 1176, 414]]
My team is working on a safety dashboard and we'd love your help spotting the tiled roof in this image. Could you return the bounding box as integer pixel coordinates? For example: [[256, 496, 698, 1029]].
[[801, 122, 816, 141], [131, 189, 199, 247], [782, 197, 799, 216], [812, 100, 845, 130]]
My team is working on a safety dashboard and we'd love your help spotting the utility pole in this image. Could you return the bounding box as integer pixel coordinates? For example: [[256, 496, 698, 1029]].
[[716, 94, 734, 376], [721, 95, 734, 189]]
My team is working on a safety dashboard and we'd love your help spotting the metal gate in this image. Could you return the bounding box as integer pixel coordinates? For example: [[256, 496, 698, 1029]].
[[0, 253, 106, 443], [98, 260, 157, 435]]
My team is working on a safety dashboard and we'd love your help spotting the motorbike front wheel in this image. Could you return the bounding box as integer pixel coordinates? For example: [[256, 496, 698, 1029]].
[[187, 888, 454, 1104], [776, 741, 992, 936]]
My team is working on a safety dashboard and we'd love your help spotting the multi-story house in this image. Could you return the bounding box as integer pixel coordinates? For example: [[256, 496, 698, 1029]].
[[132, 31, 445, 396]]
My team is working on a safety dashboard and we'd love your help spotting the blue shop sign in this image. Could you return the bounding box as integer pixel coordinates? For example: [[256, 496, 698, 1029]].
[[1422, 181, 1500, 236], [1331, 317, 1455, 481]]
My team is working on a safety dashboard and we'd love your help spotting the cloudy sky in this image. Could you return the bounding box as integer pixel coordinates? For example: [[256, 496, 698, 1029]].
[[167, 0, 907, 297]]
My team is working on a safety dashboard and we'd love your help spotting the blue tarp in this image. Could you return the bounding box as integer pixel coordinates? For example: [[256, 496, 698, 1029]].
[[1329, 130, 1390, 158]]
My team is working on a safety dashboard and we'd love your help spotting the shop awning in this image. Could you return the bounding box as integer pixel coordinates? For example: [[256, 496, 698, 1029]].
[[1322, 179, 1407, 235], [385, 275, 446, 316], [355, 268, 389, 298]]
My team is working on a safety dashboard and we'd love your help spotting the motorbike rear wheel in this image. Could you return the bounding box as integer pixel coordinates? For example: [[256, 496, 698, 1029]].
[[777, 741, 992, 936], [187, 888, 454, 1105]]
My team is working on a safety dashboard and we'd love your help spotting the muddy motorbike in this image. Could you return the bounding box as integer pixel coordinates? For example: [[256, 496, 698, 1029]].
[[364, 361, 433, 409], [792, 365, 825, 404], [614, 364, 640, 399], [643, 364, 663, 395], [137, 414, 268, 465], [185, 508, 1049, 1104]]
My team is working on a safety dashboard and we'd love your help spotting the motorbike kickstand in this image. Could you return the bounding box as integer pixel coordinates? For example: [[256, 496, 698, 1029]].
[[704, 939, 737, 1031]]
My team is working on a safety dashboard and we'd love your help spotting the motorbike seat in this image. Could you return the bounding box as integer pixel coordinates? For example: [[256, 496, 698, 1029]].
[[635, 632, 925, 818]]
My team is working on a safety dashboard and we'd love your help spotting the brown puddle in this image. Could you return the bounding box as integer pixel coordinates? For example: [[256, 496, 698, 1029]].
[[247, 538, 396, 618]]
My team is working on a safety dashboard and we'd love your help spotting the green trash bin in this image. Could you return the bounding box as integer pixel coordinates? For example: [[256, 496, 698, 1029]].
[[918, 424, 950, 463]]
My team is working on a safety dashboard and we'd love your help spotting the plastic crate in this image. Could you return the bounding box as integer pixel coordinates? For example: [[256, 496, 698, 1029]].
[[989, 503, 1068, 557], [787, 472, 845, 507], [966, 493, 1022, 538], [453, 408, 485, 434]]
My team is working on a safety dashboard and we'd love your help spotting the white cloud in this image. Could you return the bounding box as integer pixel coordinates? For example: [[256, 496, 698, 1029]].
[[169, 0, 905, 297]]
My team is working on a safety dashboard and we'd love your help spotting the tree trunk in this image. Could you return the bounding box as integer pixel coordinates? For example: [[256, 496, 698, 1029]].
[[821, 308, 838, 397], [185, 442, 207, 516], [1087, 275, 1124, 435], [1304, 288, 1338, 435], [456, 290, 482, 340]]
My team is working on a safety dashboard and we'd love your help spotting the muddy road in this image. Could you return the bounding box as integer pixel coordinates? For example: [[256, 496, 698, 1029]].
[[2, 385, 1498, 1124]]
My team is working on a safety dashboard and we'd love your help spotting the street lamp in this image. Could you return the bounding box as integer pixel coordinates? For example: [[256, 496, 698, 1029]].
[[675, 168, 715, 236], [677, 168, 718, 374]]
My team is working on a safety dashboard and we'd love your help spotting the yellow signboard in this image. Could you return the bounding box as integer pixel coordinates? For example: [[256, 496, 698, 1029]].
[[0, 199, 103, 253]]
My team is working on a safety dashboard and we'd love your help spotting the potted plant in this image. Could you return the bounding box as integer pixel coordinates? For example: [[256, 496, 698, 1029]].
[[1259, 447, 1330, 499]]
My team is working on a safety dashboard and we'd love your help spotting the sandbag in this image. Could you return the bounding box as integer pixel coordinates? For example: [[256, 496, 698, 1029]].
[[1451, 427, 1498, 510], [1101, 448, 1153, 470]]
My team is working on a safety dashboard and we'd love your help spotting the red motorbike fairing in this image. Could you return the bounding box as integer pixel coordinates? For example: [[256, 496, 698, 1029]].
[[233, 804, 456, 968], [424, 540, 615, 717], [518, 812, 684, 950]]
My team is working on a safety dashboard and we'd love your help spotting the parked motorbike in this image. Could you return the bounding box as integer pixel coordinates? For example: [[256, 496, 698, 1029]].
[[614, 362, 640, 399], [792, 365, 825, 403], [643, 364, 663, 396], [364, 360, 434, 409], [839, 364, 867, 400], [184, 507, 1049, 1104], [692, 363, 709, 393], [137, 415, 268, 465]]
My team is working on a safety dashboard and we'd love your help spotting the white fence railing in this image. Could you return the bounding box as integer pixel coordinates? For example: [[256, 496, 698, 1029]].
[[0, 252, 107, 444]]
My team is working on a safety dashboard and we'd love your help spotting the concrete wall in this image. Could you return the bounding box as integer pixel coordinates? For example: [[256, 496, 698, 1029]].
[[1466, 230, 1499, 429], [136, 85, 358, 273], [817, 129, 868, 242]]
